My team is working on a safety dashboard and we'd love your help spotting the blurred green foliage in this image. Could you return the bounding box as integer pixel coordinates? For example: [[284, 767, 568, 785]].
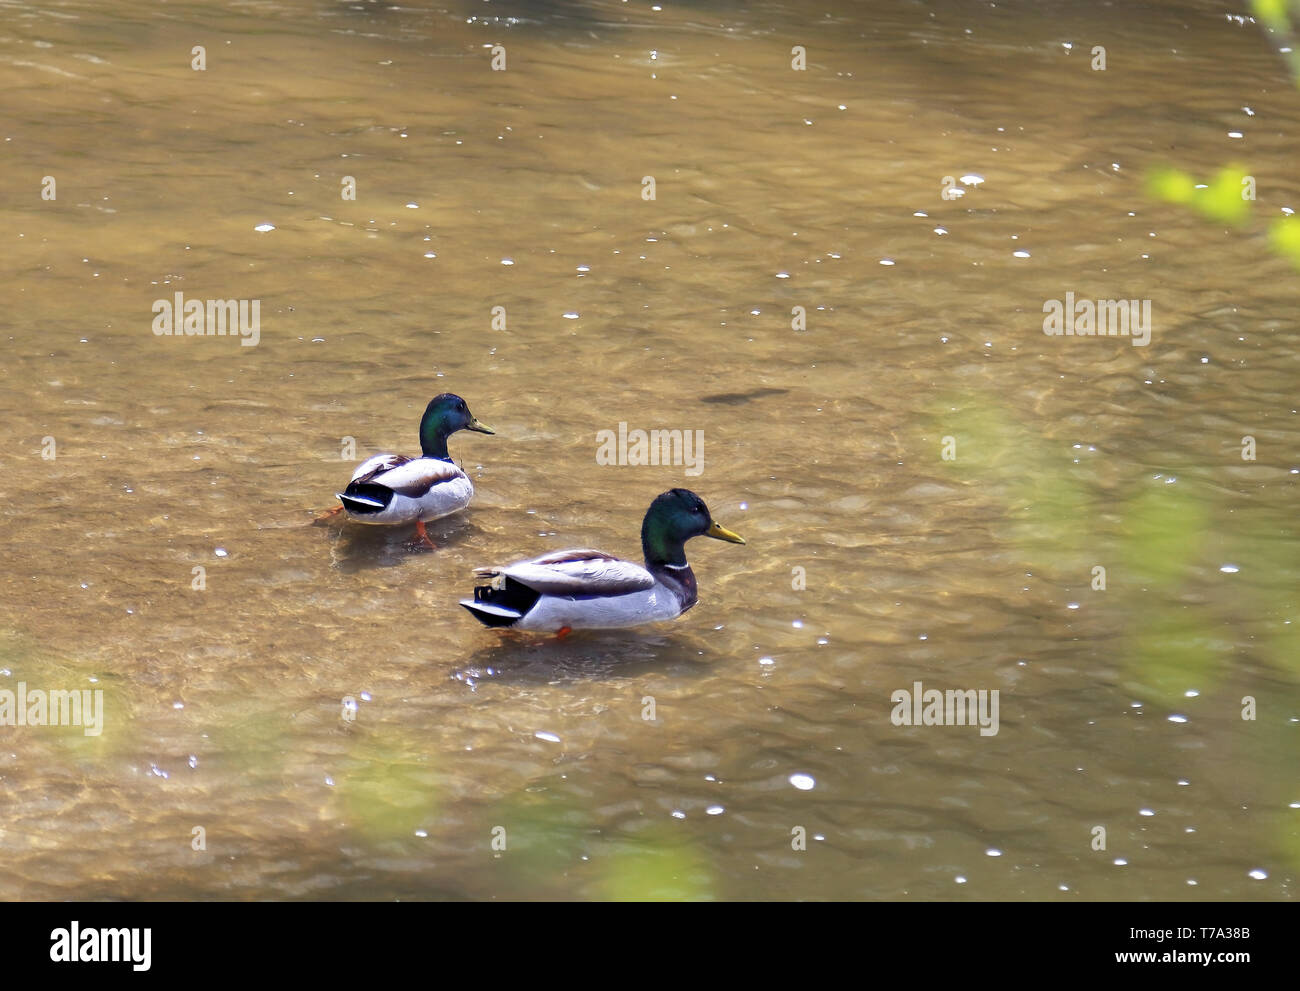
[[1114, 481, 1210, 590], [925, 391, 1294, 710], [336, 732, 442, 842], [1145, 162, 1300, 267], [1145, 3, 1300, 267], [1123, 609, 1219, 704], [479, 790, 714, 899], [597, 829, 714, 901], [1268, 213, 1300, 259], [1144, 165, 1253, 225], [1253, 0, 1300, 79]]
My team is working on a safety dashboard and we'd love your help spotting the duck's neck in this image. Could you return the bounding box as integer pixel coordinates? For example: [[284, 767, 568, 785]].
[[651, 560, 698, 612], [420, 430, 453, 462], [642, 528, 698, 611]]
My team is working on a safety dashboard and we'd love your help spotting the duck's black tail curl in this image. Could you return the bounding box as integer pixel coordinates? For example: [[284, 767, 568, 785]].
[[458, 578, 541, 627], [338, 481, 393, 515]]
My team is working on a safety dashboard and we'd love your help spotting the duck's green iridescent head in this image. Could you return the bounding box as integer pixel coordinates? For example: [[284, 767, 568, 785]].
[[641, 488, 745, 566], [419, 393, 494, 460]]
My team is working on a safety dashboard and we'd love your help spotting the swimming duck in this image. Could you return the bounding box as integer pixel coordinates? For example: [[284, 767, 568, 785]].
[[459, 488, 745, 633], [336, 393, 493, 544]]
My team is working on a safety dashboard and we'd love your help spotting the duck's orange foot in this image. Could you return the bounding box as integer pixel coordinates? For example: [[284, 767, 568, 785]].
[[412, 520, 437, 550], [527, 625, 574, 647], [311, 504, 345, 526]]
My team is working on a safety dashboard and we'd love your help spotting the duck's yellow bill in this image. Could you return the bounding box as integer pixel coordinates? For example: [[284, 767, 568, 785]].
[[467, 417, 495, 434], [706, 521, 745, 544]]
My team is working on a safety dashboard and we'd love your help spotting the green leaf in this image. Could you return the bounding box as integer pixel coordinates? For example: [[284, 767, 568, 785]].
[[1198, 166, 1254, 224], [1251, 0, 1291, 30], [1269, 215, 1300, 266], [1145, 167, 1197, 205]]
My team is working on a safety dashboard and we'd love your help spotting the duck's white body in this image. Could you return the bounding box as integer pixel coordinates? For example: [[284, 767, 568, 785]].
[[337, 453, 473, 525], [512, 583, 683, 630], [459, 550, 694, 631]]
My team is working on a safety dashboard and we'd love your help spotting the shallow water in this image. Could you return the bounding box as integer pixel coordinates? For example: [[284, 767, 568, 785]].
[[2, 0, 1298, 900]]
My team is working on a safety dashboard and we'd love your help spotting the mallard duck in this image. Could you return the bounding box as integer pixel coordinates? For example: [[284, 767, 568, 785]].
[[336, 393, 493, 544], [459, 488, 745, 633]]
